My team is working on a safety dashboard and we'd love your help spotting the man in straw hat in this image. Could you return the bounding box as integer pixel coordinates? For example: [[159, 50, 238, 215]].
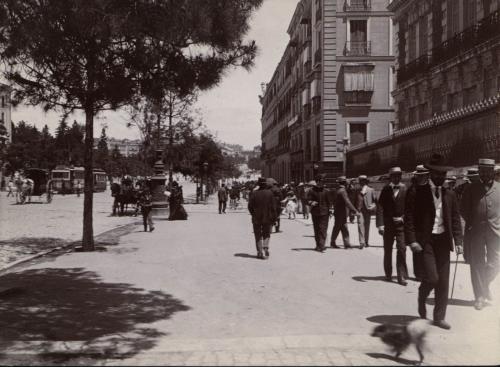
[[376, 167, 409, 285], [330, 176, 359, 249], [354, 175, 377, 249], [248, 177, 277, 260], [405, 154, 463, 329], [460, 159, 500, 310]]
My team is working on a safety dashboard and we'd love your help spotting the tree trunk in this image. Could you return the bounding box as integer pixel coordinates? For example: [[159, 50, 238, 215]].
[[82, 107, 95, 251], [168, 113, 173, 184]]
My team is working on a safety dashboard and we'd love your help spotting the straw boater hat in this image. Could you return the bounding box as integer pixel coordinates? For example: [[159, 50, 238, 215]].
[[413, 165, 429, 175], [308, 180, 317, 187], [337, 176, 347, 183], [446, 175, 457, 182], [298, 182, 304, 187], [478, 158, 495, 168], [424, 154, 453, 172], [389, 167, 402, 175], [358, 174, 368, 181]]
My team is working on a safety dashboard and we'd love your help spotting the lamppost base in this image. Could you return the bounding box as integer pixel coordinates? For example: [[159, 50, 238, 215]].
[[151, 201, 169, 219]]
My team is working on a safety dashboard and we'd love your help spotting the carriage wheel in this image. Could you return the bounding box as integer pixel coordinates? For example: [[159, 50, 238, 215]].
[[20, 192, 26, 204], [46, 191, 53, 203]]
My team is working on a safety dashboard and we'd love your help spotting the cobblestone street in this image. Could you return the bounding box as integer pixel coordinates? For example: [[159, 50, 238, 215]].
[[0, 193, 498, 365]]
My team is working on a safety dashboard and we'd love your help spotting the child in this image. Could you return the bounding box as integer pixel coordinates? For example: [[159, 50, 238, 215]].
[[282, 191, 298, 219]]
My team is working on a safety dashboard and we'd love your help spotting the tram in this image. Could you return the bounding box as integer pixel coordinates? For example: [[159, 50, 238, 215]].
[[93, 169, 107, 192], [51, 166, 107, 193]]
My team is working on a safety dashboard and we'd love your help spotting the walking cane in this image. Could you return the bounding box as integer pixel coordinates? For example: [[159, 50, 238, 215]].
[[450, 252, 460, 300]]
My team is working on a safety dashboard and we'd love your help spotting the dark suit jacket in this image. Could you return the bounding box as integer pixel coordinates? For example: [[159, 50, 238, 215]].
[[376, 183, 407, 228], [334, 186, 357, 220], [307, 187, 333, 216], [248, 188, 276, 224], [404, 184, 463, 251]]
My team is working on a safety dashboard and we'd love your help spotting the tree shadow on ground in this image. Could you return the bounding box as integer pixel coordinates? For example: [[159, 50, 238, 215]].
[[0, 267, 190, 363], [367, 315, 420, 325], [352, 276, 392, 283], [366, 352, 419, 365], [426, 298, 474, 307]]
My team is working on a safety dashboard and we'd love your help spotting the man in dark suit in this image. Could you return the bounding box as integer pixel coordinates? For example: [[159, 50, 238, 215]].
[[248, 177, 277, 260], [331, 176, 359, 249], [355, 175, 377, 249], [376, 167, 408, 285], [218, 184, 228, 214], [460, 159, 500, 310], [307, 176, 333, 252], [405, 154, 463, 330]]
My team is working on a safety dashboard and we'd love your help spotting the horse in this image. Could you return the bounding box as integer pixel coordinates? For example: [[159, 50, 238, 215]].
[[111, 182, 139, 215]]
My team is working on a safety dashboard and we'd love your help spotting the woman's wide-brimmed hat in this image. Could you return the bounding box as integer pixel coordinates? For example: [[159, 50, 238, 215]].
[[424, 154, 454, 172]]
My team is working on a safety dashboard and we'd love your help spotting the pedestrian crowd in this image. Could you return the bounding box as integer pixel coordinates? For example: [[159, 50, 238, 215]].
[[245, 154, 500, 331]]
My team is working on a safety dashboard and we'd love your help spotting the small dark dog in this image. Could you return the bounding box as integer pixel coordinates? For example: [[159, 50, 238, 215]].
[[371, 319, 430, 364]]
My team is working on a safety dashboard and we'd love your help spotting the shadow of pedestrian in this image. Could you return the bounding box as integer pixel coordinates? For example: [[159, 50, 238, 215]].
[[366, 352, 419, 365], [352, 276, 392, 283], [426, 298, 474, 307], [367, 315, 420, 325], [0, 267, 190, 363], [234, 253, 260, 259], [291, 248, 317, 252]]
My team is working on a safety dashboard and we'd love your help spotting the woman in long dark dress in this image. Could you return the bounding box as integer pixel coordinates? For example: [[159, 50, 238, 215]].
[[168, 182, 188, 220]]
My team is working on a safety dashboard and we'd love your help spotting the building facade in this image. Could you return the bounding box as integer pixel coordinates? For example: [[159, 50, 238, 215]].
[[260, 0, 395, 184], [107, 138, 141, 157], [347, 0, 500, 176], [0, 84, 12, 143]]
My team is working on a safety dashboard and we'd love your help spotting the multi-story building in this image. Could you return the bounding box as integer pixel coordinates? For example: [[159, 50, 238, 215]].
[[260, 0, 395, 184], [0, 83, 12, 143], [99, 138, 141, 157], [347, 0, 500, 176]]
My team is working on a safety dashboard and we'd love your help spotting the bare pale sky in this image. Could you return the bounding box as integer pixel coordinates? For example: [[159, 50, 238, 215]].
[[10, 0, 297, 150]]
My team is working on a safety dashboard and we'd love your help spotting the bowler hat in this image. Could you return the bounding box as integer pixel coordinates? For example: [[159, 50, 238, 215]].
[[424, 154, 453, 172], [413, 165, 429, 175], [358, 175, 368, 181], [389, 167, 402, 175], [478, 158, 495, 167], [466, 168, 479, 177]]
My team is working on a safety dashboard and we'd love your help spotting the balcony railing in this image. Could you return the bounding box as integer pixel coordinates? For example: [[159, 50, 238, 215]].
[[344, 91, 373, 105], [344, 41, 371, 56], [344, 0, 371, 12], [397, 9, 500, 84], [314, 47, 322, 65]]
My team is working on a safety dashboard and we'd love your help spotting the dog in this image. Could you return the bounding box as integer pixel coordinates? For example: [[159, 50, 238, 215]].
[[371, 319, 430, 364]]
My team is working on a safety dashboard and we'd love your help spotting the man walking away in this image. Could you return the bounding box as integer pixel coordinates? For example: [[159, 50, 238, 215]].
[[270, 182, 283, 232], [355, 175, 377, 249], [376, 167, 408, 285], [331, 176, 359, 249], [218, 183, 228, 214], [138, 186, 154, 232], [460, 158, 500, 310], [307, 177, 333, 252], [248, 177, 276, 259], [405, 154, 463, 330]]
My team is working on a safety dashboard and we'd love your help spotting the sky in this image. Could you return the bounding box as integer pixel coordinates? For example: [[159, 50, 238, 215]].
[[10, 0, 298, 151]]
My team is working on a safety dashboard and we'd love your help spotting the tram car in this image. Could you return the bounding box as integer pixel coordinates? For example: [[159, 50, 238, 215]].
[[93, 169, 107, 192]]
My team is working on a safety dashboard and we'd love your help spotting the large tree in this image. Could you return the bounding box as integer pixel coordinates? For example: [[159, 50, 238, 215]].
[[0, 0, 262, 250]]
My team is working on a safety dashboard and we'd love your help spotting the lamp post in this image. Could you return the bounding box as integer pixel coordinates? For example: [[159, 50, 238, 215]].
[[342, 136, 349, 176], [202, 162, 208, 202]]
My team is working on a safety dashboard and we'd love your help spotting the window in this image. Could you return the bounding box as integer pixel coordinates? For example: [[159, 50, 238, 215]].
[[409, 106, 417, 124], [344, 65, 374, 105], [463, 86, 477, 105], [432, 87, 443, 114], [447, 0, 459, 37], [315, 124, 321, 161], [463, 0, 477, 29], [305, 129, 312, 162], [418, 16, 428, 57], [409, 23, 417, 61], [483, 69, 496, 98], [1, 96, 4, 108], [349, 123, 367, 146], [389, 121, 395, 135], [483, 0, 491, 16], [347, 20, 369, 56]]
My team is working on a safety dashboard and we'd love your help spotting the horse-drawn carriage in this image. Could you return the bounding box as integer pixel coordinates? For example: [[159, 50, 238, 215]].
[[111, 176, 140, 215], [18, 168, 53, 204]]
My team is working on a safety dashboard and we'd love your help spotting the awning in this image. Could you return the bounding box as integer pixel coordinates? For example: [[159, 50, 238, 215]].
[[344, 71, 374, 91]]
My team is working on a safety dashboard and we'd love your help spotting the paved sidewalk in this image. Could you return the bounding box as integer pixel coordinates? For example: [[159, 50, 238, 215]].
[[0, 197, 498, 365]]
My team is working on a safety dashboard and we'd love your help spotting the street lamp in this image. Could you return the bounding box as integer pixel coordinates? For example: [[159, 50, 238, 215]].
[[342, 136, 349, 176], [202, 162, 208, 201]]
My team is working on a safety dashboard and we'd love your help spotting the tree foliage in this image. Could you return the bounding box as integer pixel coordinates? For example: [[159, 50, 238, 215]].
[[0, 0, 262, 250]]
